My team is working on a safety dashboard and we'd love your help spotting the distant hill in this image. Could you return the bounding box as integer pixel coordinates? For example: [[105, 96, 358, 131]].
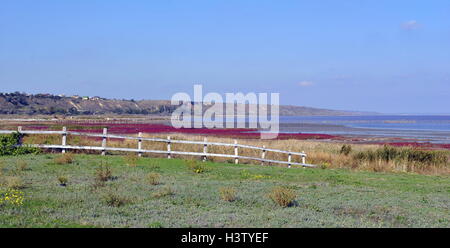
[[278, 105, 374, 116], [0, 92, 375, 116]]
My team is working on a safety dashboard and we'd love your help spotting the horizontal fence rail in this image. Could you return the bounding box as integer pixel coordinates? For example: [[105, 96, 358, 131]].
[[0, 127, 316, 168]]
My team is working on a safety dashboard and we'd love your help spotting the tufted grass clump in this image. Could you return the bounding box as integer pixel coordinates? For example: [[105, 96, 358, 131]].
[[94, 162, 113, 182], [101, 190, 130, 207], [354, 145, 448, 165], [57, 175, 68, 186], [268, 186, 296, 207], [4, 176, 26, 190], [152, 186, 174, 198], [54, 153, 75, 165], [353, 145, 449, 172], [146, 173, 161, 185], [219, 187, 237, 202], [340, 144, 352, 156]]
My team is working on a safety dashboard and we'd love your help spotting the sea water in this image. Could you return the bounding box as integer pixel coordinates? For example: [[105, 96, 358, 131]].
[[280, 115, 450, 143]]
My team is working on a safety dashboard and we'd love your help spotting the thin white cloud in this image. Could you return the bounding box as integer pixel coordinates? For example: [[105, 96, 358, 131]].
[[401, 20, 421, 30], [298, 81, 314, 87]]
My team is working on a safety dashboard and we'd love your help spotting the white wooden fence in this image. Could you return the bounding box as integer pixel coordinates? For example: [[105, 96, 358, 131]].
[[0, 126, 315, 168]]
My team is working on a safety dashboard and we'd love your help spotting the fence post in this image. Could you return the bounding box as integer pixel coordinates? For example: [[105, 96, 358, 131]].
[[138, 132, 143, 157], [203, 137, 208, 162], [61, 126, 67, 154], [302, 151, 306, 165], [261, 145, 266, 165], [101, 128, 107, 156], [17, 126, 23, 146], [234, 140, 239, 164], [167, 136, 171, 159], [288, 152, 292, 168]]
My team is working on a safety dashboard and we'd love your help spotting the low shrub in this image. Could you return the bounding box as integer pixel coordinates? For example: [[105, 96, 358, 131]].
[[404, 149, 448, 164], [54, 153, 75, 165], [354, 145, 448, 165], [354, 150, 377, 162], [91, 180, 106, 189], [340, 144, 352, 156], [219, 187, 237, 202], [186, 160, 208, 174], [377, 145, 398, 162], [95, 163, 113, 182], [146, 173, 161, 185], [0, 133, 40, 156], [152, 186, 174, 198], [101, 190, 130, 207], [57, 175, 68, 185], [319, 162, 330, 169], [268, 186, 296, 207]]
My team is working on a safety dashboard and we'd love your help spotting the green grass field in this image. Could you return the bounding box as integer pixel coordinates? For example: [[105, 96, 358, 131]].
[[0, 154, 449, 227]]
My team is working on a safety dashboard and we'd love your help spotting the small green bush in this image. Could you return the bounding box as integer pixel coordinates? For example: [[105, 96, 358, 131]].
[[339, 144, 352, 156], [377, 145, 398, 162], [186, 160, 208, 174], [0, 133, 40, 156], [58, 175, 68, 185], [354, 145, 448, 165], [404, 149, 447, 164], [319, 162, 330, 169]]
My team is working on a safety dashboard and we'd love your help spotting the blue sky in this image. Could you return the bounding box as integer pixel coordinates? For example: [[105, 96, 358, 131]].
[[1, 0, 449, 113]]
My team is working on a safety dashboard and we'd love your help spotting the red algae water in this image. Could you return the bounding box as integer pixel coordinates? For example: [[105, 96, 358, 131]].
[[22, 122, 336, 140]]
